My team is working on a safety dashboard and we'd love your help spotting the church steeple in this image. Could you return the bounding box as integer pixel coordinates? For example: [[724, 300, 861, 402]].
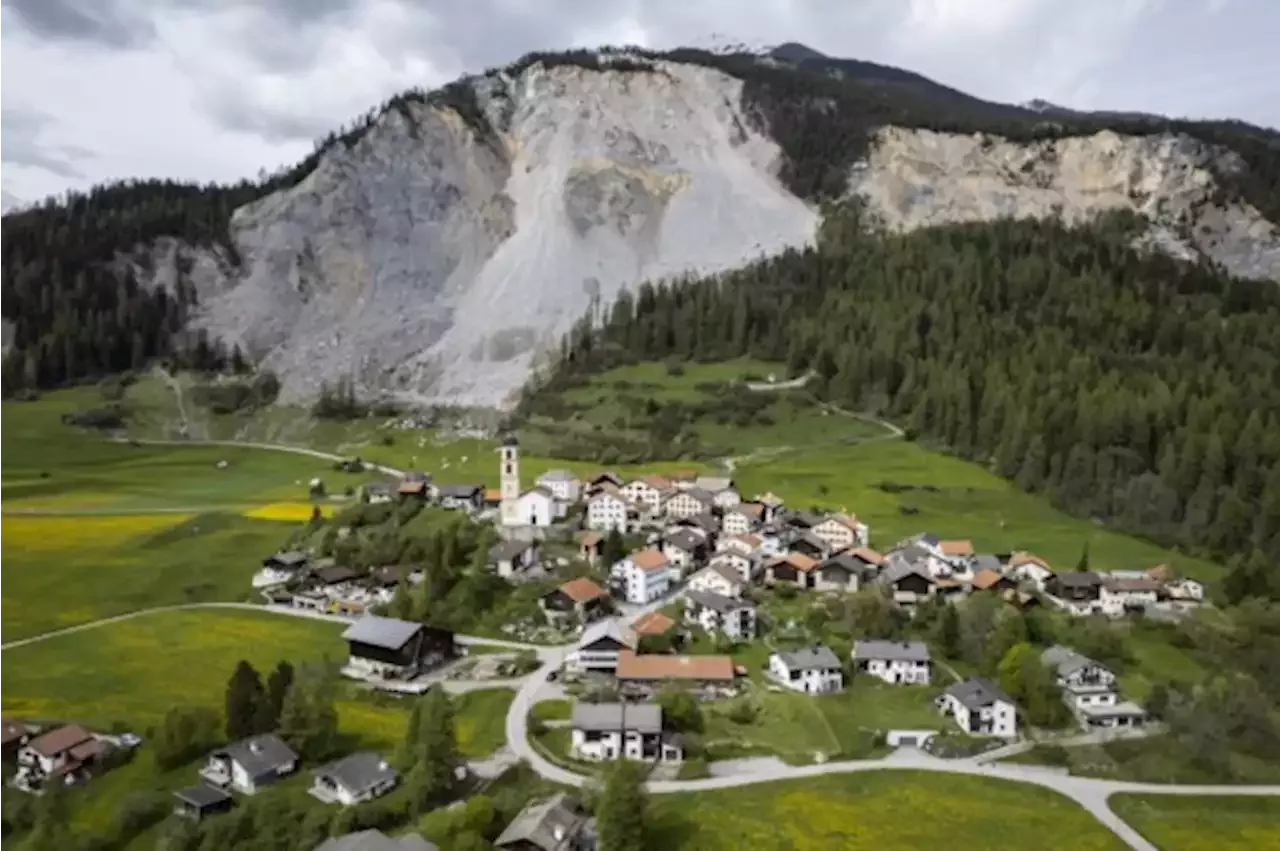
[[499, 434, 520, 526]]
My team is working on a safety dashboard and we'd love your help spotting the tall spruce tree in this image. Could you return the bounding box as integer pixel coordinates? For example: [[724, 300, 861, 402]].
[[224, 661, 264, 741]]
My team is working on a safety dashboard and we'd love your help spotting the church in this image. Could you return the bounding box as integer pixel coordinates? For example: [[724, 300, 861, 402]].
[[498, 435, 560, 528]]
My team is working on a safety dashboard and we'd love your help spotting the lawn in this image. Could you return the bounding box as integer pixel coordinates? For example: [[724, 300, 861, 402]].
[[530, 698, 573, 721], [561, 358, 784, 405], [999, 738, 1280, 785], [0, 511, 292, 641], [647, 771, 1128, 850], [733, 440, 1223, 582], [452, 688, 516, 758], [1108, 794, 1280, 851]]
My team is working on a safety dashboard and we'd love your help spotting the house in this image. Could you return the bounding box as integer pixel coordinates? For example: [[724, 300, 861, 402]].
[[586, 490, 631, 533], [494, 793, 594, 851], [262, 550, 309, 572], [515, 486, 560, 526], [668, 512, 719, 539], [788, 531, 831, 560], [437, 484, 483, 512], [710, 550, 756, 584], [569, 620, 635, 673], [815, 552, 871, 592], [852, 640, 931, 685], [14, 725, 108, 789], [662, 528, 705, 573], [363, 481, 395, 505], [936, 678, 1017, 738], [570, 703, 683, 762], [1165, 577, 1205, 602], [1009, 552, 1055, 590], [318, 830, 439, 851], [2, 717, 31, 760], [765, 553, 819, 589], [397, 473, 433, 500], [722, 503, 764, 536], [578, 532, 605, 565], [620, 476, 670, 513], [199, 734, 298, 795], [536, 469, 581, 504], [1099, 576, 1161, 616], [970, 569, 1016, 594], [662, 487, 715, 520], [1041, 646, 1147, 729], [172, 784, 234, 820], [718, 532, 762, 557], [314, 565, 361, 587], [684, 590, 757, 641], [342, 615, 457, 679], [938, 539, 975, 571], [1047, 571, 1103, 613], [768, 646, 844, 694], [971, 554, 1003, 576], [541, 578, 609, 623], [756, 491, 786, 522], [488, 540, 540, 579], [878, 561, 936, 606], [612, 548, 673, 604], [484, 488, 504, 509], [687, 563, 748, 599], [615, 651, 737, 690], [694, 475, 735, 496], [889, 534, 952, 577], [311, 751, 398, 805], [811, 513, 868, 551], [584, 471, 624, 495], [630, 610, 678, 641]]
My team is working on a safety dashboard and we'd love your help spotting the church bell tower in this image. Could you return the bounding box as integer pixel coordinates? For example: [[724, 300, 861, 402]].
[[499, 434, 521, 526]]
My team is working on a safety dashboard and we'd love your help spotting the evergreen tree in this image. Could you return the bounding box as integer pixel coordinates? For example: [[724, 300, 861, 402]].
[[933, 602, 961, 659], [224, 661, 264, 741], [260, 661, 295, 733], [1075, 543, 1091, 573]]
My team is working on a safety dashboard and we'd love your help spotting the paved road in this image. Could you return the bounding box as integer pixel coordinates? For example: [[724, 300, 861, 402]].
[[111, 436, 406, 478]]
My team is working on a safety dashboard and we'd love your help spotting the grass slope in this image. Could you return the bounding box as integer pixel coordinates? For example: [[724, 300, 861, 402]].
[[1108, 794, 1280, 851], [648, 771, 1127, 850]]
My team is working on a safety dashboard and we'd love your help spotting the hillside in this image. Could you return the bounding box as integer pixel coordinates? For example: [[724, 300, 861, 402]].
[[3, 46, 1280, 407]]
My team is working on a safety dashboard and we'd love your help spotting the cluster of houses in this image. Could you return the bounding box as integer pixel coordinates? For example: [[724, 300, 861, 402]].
[[2, 720, 129, 793]]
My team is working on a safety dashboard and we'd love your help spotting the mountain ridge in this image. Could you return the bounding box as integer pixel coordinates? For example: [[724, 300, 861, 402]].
[[3, 45, 1279, 406]]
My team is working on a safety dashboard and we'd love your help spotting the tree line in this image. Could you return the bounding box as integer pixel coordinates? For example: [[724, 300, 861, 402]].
[[533, 210, 1280, 600]]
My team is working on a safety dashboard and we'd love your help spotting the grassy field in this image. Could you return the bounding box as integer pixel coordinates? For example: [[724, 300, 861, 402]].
[[734, 440, 1222, 581], [648, 771, 1128, 850], [1108, 795, 1280, 851], [530, 698, 573, 721], [999, 737, 1280, 785]]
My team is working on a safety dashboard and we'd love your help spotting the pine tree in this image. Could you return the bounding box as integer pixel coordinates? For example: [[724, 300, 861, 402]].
[[934, 602, 961, 659], [224, 661, 264, 741]]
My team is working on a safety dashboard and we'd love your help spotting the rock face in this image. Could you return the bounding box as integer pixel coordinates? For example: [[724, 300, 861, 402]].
[[191, 60, 818, 407], [850, 127, 1280, 281]]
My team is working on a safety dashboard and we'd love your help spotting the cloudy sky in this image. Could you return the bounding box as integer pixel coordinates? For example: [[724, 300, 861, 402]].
[[2, 0, 1277, 208]]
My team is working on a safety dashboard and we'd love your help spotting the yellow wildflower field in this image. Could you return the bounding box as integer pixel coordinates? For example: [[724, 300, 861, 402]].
[[241, 502, 334, 522], [0, 513, 192, 554], [1109, 794, 1280, 851]]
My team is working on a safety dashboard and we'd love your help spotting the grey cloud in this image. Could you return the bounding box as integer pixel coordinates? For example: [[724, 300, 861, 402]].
[[1, 106, 92, 178], [205, 90, 343, 145], [1, 0, 155, 48]]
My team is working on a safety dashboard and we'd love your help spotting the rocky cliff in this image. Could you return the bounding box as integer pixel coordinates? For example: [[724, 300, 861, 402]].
[[116, 53, 1278, 410]]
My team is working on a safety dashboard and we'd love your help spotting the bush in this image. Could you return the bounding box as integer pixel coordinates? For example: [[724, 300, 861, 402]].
[[62, 404, 127, 430], [113, 792, 172, 842]]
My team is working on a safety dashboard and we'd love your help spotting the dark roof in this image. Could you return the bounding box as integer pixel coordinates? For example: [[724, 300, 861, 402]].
[[501, 434, 519, 447], [316, 565, 360, 584], [664, 529, 704, 552], [495, 794, 589, 851], [972, 554, 1003, 573], [774, 645, 841, 671], [264, 550, 308, 568], [213, 734, 297, 780], [879, 561, 934, 586], [437, 484, 482, 498], [2, 718, 28, 746], [853, 640, 931, 663], [944, 677, 1014, 710], [685, 589, 753, 614], [571, 703, 662, 734], [1056, 571, 1102, 588], [820, 553, 874, 577], [27, 725, 93, 757], [314, 751, 398, 796], [174, 784, 232, 809], [316, 830, 438, 851], [488, 540, 534, 562], [918, 533, 941, 547], [342, 615, 423, 650]]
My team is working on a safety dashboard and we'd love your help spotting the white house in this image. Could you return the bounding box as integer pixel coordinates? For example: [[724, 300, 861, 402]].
[[684, 590, 757, 641], [1165, 577, 1205, 602], [586, 490, 632, 533], [721, 504, 763, 536], [687, 563, 747, 599], [14, 725, 107, 790], [662, 487, 715, 519], [717, 533, 761, 557], [1008, 552, 1055, 590], [661, 530, 703, 574], [852, 640, 932, 685], [620, 477, 670, 514], [768, 646, 845, 694], [200, 735, 298, 795], [889, 534, 952, 578], [1099, 576, 1161, 617], [569, 620, 636, 673], [570, 703, 682, 763], [710, 551, 755, 584], [535, 469, 581, 504], [310, 752, 398, 805], [612, 548, 673, 604], [936, 678, 1017, 738], [1041, 646, 1148, 729], [514, 486, 559, 526], [811, 514, 869, 551]]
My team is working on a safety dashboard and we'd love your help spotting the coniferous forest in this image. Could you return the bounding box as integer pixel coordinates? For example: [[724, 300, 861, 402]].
[[531, 209, 1280, 600], [2, 46, 1279, 393]]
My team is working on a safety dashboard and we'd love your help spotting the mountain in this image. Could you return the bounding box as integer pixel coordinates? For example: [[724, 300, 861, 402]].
[[3, 46, 1279, 406]]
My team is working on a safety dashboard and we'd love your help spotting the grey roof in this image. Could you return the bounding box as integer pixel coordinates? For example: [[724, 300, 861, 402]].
[[693, 564, 746, 587], [365, 481, 393, 494], [1041, 645, 1098, 677], [316, 830, 438, 851], [437, 484, 482, 498], [174, 784, 232, 808], [820, 553, 870, 575], [943, 677, 1014, 711], [694, 476, 734, 493], [488, 540, 533, 562], [685, 589, 753, 614], [314, 751, 398, 797], [879, 561, 934, 586], [775, 645, 841, 671], [894, 543, 933, 565], [973, 554, 1003, 573], [664, 529, 704, 553], [342, 615, 423, 650], [495, 793, 588, 850], [214, 734, 297, 780], [853, 640, 931, 663], [577, 619, 634, 651], [537, 469, 575, 482], [918, 533, 941, 547], [265, 550, 308, 568], [571, 702, 662, 734], [1055, 571, 1102, 588]]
